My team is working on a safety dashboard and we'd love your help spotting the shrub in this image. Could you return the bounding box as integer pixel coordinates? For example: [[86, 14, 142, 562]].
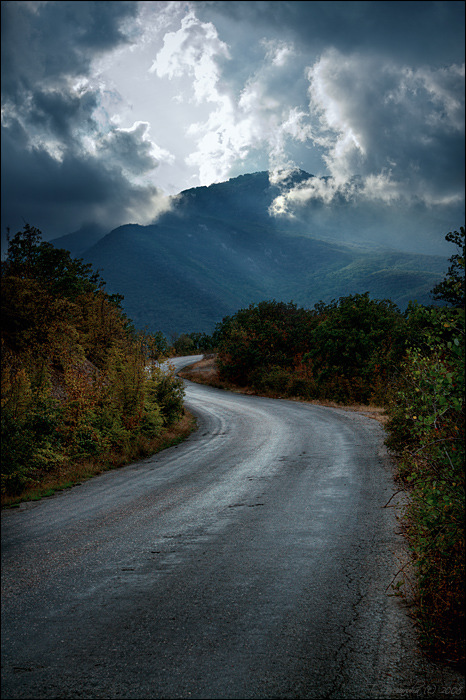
[[304, 293, 407, 404], [385, 304, 464, 663], [1, 225, 185, 499]]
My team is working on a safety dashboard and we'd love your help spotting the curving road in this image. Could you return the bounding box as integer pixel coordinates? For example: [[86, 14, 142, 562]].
[[1, 356, 464, 699]]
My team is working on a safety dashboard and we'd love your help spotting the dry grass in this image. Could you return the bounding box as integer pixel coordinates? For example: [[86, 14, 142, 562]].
[[179, 357, 389, 425], [178, 358, 221, 384], [1, 411, 197, 508]]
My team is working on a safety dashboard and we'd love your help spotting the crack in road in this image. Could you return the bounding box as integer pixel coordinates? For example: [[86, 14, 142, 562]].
[[1, 355, 464, 699]]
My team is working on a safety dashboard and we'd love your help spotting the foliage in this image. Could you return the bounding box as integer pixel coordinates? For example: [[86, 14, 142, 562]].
[[215, 300, 318, 388], [1, 225, 184, 498], [214, 295, 407, 403], [171, 331, 216, 355], [384, 303, 464, 664], [431, 227, 465, 307], [303, 293, 407, 403]]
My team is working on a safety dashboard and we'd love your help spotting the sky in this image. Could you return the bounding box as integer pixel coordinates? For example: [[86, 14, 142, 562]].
[[1, 0, 465, 251]]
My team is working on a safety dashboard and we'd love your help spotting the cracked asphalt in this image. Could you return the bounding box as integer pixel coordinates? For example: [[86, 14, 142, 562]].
[[1, 355, 464, 699]]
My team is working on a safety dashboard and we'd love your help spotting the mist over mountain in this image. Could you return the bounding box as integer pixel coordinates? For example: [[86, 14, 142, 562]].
[[51, 171, 449, 336]]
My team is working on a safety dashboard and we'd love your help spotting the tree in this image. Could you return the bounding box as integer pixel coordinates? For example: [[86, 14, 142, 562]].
[[431, 227, 465, 307], [3, 224, 105, 297], [215, 300, 317, 386], [1, 224, 184, 498], [304, 293, 407, 403]]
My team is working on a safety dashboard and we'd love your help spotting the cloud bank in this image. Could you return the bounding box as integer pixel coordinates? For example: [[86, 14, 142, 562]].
[[1, 1, 172, 239], [270, 51, 465, 215], [1, 1, 464, 249]]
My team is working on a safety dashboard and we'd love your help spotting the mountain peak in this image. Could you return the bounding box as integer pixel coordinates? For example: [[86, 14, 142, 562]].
[[179, 169, 313, 196]]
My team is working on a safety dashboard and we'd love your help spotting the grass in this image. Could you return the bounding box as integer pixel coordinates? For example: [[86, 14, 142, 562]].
[[1, 410, 198, 508]]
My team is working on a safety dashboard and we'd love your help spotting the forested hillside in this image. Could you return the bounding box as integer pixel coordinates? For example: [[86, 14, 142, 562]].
[[1, 225, 190, 504], [51, 172, 449, 336]]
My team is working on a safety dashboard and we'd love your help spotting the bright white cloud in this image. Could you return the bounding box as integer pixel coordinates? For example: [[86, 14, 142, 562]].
[[271, 49, 465, 215], [169, 26, 314, 184], [150, 9, 230, 104]]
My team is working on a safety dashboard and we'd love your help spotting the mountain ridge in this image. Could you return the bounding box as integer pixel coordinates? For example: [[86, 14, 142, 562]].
[[50, 171, 449, 336]]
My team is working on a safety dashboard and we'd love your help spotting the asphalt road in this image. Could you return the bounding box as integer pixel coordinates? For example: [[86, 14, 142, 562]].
[[1, 355, 464, 699]]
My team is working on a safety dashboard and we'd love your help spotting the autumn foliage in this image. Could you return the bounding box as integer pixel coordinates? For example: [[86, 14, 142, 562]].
[[214, 294, 408, 404], [1, 225, 184, 500]]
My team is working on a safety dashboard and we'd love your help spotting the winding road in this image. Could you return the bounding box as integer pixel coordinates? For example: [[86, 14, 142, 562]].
[[1, 355, 464, 699]]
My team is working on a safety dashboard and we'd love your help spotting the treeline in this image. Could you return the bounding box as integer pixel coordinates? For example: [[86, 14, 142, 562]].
[[183, 228, 465, 666], [170, 331, 216, 356], [1, 225, 186, 502], [214, 294, 407, 404]]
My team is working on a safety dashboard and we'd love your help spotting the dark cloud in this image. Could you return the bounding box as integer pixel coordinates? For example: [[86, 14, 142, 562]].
[[97, 123, 160, 176], [29, 89, 99, 142], [1, 1, 137, 97], [303, 51, 465, 205], [1, 1, 164, 243], [197, 1, 465, 67], [1, 117, 164, 239]]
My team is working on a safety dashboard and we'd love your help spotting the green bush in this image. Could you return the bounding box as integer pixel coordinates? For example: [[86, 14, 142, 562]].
[[216, 300, 317, 387], [1, 225, 185, 498], [304, 293, 407, 404], [255, 365, 291, 395], [215, 294, 407, 404], [147, 368, 185, 427], [385, 304, 464, 663]]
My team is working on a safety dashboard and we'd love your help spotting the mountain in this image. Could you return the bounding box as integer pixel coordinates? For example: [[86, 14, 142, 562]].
[[49, 223, 107, 258], [51, 171, 449, 336]]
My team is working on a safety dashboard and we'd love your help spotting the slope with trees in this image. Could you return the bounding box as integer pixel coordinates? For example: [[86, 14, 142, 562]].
[[1, 225, 188, 504], [52, 172, 450, 336]]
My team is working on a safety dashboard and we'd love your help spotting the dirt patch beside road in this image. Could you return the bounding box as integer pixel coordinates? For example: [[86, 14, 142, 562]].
[[178, 356, 389, 425]]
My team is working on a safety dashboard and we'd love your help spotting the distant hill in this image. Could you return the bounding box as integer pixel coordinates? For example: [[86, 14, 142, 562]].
[[49, 223, 107, 258], [51, 171, 448, 336]]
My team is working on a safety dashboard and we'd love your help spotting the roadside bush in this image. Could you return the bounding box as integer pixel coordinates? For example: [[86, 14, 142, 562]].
[[215, 294, 407, 404], [216, 300, 318, 387], [146, 367, 185, 427], [304, 293, 407, 404], [254, 365, 291, 395], [1, 225, 185, 500], [171, 331, 215, 355], [385, 303, 465, 664]]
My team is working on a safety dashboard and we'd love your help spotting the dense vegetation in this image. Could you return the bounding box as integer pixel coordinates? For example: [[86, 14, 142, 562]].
[[384, 301, 464, 665], [187, 227, 465, 667], [1, 225, 188, 504], [383, 230, 464, 666], [170, 331, 216, 356], [214, 294, 409, 404], [2, 221, 463, 667]]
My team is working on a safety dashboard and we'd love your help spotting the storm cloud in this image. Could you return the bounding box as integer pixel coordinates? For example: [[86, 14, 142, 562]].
[[1, 1, 464, 249], [1, 0, 170, 239]]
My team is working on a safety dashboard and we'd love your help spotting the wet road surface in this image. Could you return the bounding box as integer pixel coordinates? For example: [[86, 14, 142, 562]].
[[2, 356, 464, 699]]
